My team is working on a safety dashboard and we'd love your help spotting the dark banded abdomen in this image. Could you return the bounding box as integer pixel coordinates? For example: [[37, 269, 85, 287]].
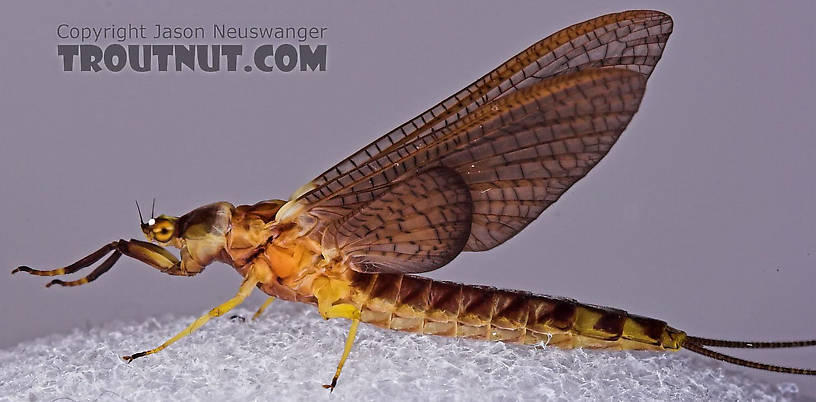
[[348, 273, 686, 351]]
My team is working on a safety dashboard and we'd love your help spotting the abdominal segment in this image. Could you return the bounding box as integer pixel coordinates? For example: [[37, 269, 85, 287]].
[[346, 273, 685, 351]]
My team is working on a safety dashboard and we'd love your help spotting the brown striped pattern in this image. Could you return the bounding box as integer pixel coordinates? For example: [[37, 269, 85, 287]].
[[350, 273, 685, 351]]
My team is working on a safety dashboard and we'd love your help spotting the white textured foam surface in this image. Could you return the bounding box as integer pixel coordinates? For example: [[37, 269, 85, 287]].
[[0, 302, 804, 401]]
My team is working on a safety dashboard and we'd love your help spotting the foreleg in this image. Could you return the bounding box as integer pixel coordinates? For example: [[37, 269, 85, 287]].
[[12, 239, 189, 287]]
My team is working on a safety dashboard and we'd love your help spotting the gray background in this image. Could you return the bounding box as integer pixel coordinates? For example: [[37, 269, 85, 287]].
[[1, 0, 814, 395]]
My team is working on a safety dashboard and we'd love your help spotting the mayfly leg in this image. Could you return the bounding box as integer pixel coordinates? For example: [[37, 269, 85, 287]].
[[252, 297, 276, 320], [12, 239, 185, 287], [12, 242, 118, 277], [44, 251, 122, 288], [122, 269, 262, 362], [312, 277, 362, 391]]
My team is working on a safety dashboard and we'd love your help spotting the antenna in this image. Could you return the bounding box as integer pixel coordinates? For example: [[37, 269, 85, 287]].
[[150, 198, 156, 220], [135, 200, 145, 225]]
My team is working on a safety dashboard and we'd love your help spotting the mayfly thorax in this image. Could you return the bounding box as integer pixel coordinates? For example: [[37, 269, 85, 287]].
[[13, 10, 816, 391]]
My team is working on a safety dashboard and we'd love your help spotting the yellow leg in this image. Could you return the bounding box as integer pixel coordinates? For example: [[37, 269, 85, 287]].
[[313, 277, 361, 391], [252, 296, 276, 320], [122, 273, 260, 362], [322, 311, 360, 391]]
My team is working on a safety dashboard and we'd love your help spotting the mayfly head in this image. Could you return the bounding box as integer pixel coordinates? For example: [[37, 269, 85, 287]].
[[137, 199, 179, 245], [141, 215, 179, 244]]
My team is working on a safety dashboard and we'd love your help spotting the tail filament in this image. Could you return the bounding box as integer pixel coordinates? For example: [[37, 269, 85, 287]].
[[683, 335, 816, 375]]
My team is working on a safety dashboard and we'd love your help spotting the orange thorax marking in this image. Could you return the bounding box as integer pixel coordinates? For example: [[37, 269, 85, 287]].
[[265, 243, 314, 279], [260, 232, 358, 303]]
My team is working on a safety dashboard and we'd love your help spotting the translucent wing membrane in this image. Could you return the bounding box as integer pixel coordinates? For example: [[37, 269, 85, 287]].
[[295, 10, 672, 206], [322, 167, 472, 273], [310, 68, 647, 258], [448, 69, 647, 250], [284, 10, 671, 272]]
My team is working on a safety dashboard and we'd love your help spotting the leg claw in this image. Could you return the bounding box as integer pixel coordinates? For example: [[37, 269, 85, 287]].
[[121, 351, 146, 363], [322, 377, 338, 392]]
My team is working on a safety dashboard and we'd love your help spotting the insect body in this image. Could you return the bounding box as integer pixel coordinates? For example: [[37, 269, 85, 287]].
[[13, 10, 816, 390]]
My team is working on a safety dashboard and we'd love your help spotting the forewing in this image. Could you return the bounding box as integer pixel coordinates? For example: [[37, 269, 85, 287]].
[[322, 167, 472, 273], [310, 68, 647, 255], [290, 10, 672, 208], [446, 70, 648, 250]]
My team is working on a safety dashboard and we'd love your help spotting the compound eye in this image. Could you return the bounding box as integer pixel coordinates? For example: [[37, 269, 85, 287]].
[[152, 220, 175, 242]]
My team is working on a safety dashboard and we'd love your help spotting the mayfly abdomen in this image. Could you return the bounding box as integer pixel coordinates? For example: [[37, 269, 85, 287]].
[[349, 273, 685, 351]]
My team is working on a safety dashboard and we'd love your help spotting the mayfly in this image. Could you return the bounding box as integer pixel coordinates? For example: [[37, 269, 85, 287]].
[[13, 10, 816, 390]]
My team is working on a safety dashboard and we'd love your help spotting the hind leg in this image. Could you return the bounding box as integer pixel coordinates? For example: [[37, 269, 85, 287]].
[[313, 277, 361, 391]]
